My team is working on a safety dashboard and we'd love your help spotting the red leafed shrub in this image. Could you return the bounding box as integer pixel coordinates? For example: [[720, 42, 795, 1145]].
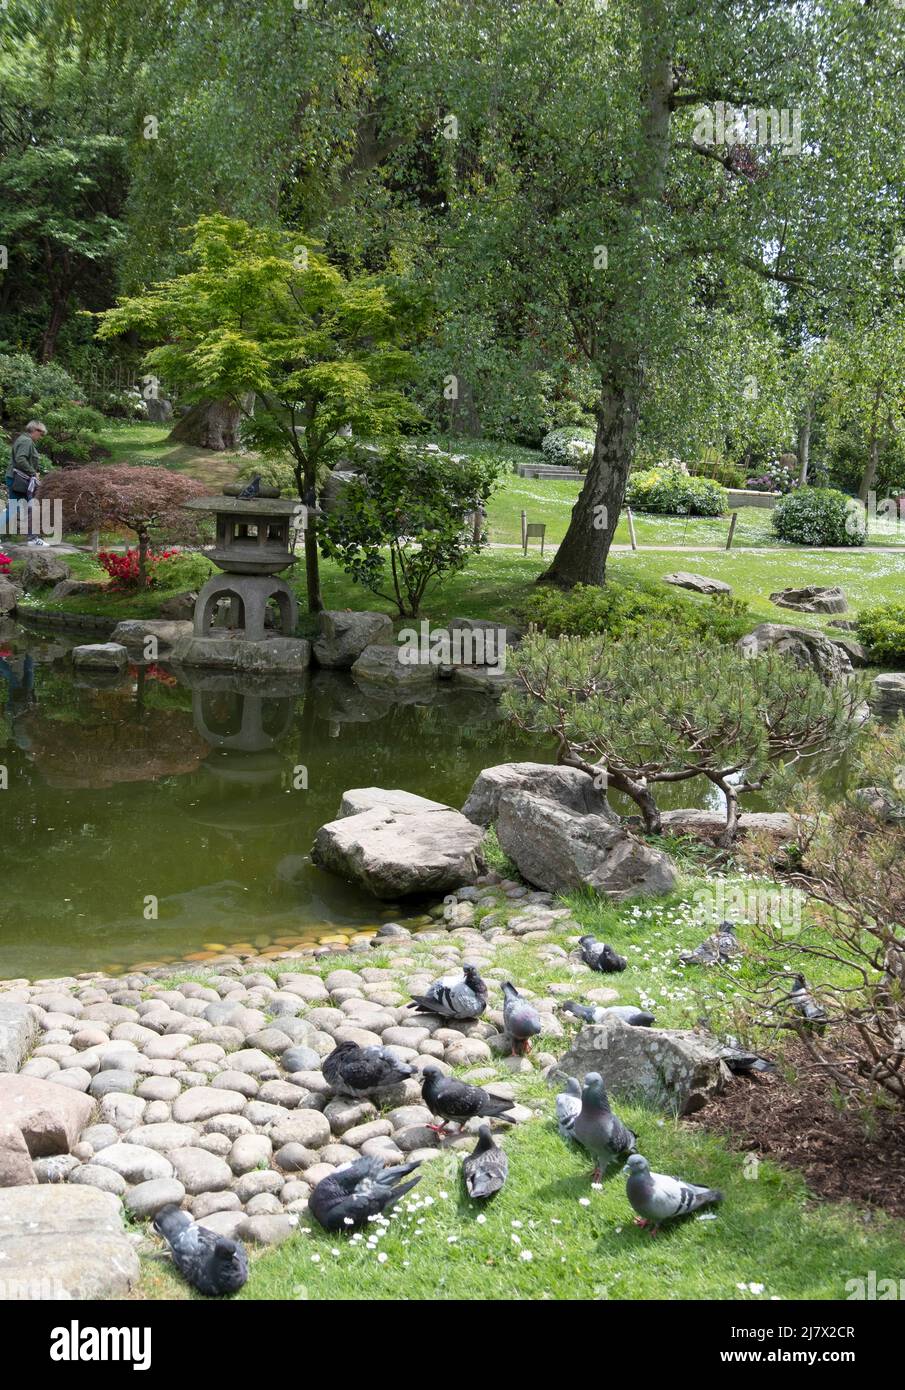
[[38, 465, 208, 586], [98, 547, 179, 589], [0, 552, 11, 575]]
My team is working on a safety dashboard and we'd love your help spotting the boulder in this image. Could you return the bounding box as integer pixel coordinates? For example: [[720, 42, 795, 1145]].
[[449, 667, 518, 698], [737, 623, 853, 684], [663, 572, 732, 595], [495, 791, 675, 900], [448, 617, 522, 663], [462, 761, 614, 827], [0, 1184, 139, 1299], [0, 1123, 36, 1187], [659, 809, 796, 844], [869, 673, 905, 719], [157, 591, 199, 621], [169, 633, 310, 675], [338, 787, 450, 818], [313, 610, 394, 669], [0, 1074, 94, 1157], [110, 619, 192, 656], [557, 1016, 730, 1114], [145, 396, 174, 424], [0, 1000, 38, 1072], [828, 635, 870, 668], [71, 643, 129, 672], [321, 469, 362, 514], [312, 803, 485, 899], [351, 642, 439, 690], [0, 576, 20, 614], [769, 584, 848, 614], [852, 785, 905, 824], [48, 579, 106, 601], [19, 550, 70, 589]]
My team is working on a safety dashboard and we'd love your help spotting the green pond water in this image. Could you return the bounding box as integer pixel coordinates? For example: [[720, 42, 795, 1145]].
[[0, 618, 841, 980]]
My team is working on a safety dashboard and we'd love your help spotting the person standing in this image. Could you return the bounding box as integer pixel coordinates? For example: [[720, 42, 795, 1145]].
[[1, 420, 49, 545]]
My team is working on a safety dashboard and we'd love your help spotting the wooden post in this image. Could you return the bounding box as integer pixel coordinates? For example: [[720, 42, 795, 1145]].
[[521, 509, 528, 554], [626, 506, 637, 551], [726, 511, 738, 550]]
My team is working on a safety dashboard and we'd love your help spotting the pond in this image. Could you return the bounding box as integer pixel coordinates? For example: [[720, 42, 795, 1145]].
[[0, 618, 848, 980]]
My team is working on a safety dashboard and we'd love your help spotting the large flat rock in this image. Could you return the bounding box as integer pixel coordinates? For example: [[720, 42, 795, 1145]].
[[0, 1184, 138, 1299], [314, 610, 393, 668], [312, 803, 485, 899], [0, 1000, 38, 1072], [0, 1074, 94, 1157], [462, 761, 614, 827]]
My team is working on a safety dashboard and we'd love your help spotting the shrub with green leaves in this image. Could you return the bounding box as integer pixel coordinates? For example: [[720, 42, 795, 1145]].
[[855, 603, 905, 663], [626, 466, 726, 515], [540, 425, 595, 469], [772, 486, 865, 546], [504, 631, 865, 843], [319, 441, 501, 616], [0, 352, 81, 415], [522, 579, 751, 645]]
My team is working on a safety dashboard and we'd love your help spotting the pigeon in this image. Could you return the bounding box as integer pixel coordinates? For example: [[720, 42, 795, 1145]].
[[237, 473, 262, 499], [501, 981, 542, 1055], [309, 1155, 422, 1233], [462, 1124, 508, 1199], [555, 1074, 582, 1140], [322, 1041, 416, 1099], [571, 1071, 637, 1181], [409, 962, 488, 1020], [153, 1204, 248, 1297], [624, 1153, 723, 1232], [679, 921, 742, 966], [562, 1000, 656, 1028], [714, 1037, 776, 1075], [578, 936, 627, 973], [787, 973, 827, 1032], [421, 1063, 517, 1133]]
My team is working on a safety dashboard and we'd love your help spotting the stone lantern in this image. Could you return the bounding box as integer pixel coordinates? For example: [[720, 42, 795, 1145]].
[[185, 496, 306, 640]]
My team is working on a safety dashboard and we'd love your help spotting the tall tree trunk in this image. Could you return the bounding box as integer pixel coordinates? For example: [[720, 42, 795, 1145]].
[[168, 398, 244, 451], [797, 399, 812, 487], [859, 383, 883, 503], [40, 292, 68, 363], [138, 529, 150, 589], [538, 2, 674, 588], [538, 368, 643, 586]]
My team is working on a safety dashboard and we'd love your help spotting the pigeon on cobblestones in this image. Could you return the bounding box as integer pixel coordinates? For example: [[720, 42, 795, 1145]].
[[502, 981, 542, 1055], [323, 1040, 415, 1098], [153, 1205, 248, 1297], [409, 962, 488, 1019]]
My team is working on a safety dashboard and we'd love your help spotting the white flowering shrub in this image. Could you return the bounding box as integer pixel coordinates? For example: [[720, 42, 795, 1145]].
[[541, 426, 595, 469], [772, 487, 865, 547]]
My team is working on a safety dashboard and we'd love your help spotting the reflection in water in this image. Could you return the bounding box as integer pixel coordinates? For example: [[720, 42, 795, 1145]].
[[0, 626, 536, 978]]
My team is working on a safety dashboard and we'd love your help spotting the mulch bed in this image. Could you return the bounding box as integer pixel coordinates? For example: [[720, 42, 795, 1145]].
[[689, 1039, 905, 1220]]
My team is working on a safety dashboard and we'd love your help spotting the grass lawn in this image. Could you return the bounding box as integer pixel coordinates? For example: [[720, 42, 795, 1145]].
[[99, 420, 245, 490], [135, 881, 905, 1302]]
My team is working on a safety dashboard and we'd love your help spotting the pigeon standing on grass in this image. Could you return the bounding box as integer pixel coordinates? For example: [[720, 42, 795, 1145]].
[[322, 1041, 416, 1099], [153, 1205, 248, 1297], [501, 981, 542, 1055], [562, 1000, 656, 1028], [462, 1124, 509, 1199], [787, 974, 827, 1031], [624, 1153, 723, 1233], [555, 1074, 582, 1141], [309, 1155, 422, 1233], [421, 1063, 517, 1133], [578, 936, 627, 973], [679, 921, 742, 966], [409, 962, 488, 1020], [572, 1072, 637, 1181]]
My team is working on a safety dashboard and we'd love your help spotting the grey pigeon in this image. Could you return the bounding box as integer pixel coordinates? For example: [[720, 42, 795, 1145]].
[[322, 1040, 415, 1099], [309, 1155, 421, 1233], [462, 1124, 508, 1199], [501, 981, 542, 1055], [153, 1204, 248, 1296], [409, 962, 488, 1020], [555, 1074, 582, 1141], [237, 473, 262, 499], [714, 1036, 776, 1074], [679, 921, 742, 966], [578, 936, 627, 973], [572, 1071, 637, 1181], [787, 974, 827, 1032], [421, 1063, 517, 1134], [624, 1153, 723, 1232], [562, 1000, 656, 1028]]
